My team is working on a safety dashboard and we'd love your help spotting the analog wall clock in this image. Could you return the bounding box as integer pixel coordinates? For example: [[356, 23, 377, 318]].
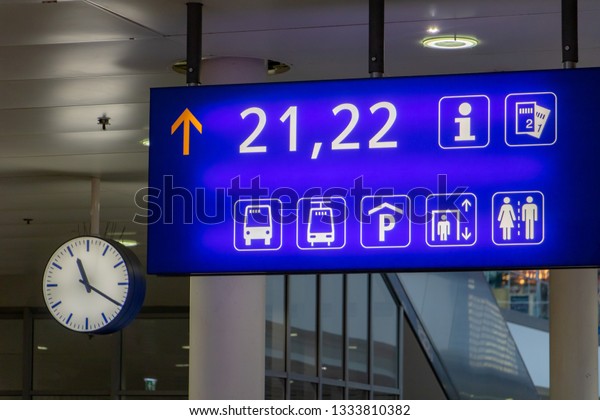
[[42, 236, 146, 334]]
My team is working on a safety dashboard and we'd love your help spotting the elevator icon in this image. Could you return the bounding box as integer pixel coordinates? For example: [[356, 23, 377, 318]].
[[438, 95, 490, 149]]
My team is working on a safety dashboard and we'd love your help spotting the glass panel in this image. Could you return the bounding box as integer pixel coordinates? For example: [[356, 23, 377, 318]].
[[122, 318, 189, 391], [374, 392, 399, 400], [289, 275, 317, 376], [266, 275, 285, 372], [265, 376, 285, 400], [0, 319, 22, 391], [347, 274, 369, 384], [372, 274, 398, 388], [400, 271, 538, 399], [320, 274, 344, 380], [348, 388, 369, 399], [290, 380, 316, 400], [322, 384, 344, 399], [486, 270, 550, 319], [33, 319, 113, 392]]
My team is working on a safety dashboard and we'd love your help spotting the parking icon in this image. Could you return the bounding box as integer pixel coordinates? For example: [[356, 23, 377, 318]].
[[360, 195, 411, 249]]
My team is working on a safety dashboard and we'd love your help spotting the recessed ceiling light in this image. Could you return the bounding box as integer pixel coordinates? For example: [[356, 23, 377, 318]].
[[140, 138, 150, 147], [426, 26, 440, 34], [37, 345, 48, 351], [422, 35, 479, 50]]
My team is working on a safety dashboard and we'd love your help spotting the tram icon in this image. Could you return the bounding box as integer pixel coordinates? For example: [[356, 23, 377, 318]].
[[296, 196, 346, 250], [307, 199, 335, 246], [243, 204, 272, 246]]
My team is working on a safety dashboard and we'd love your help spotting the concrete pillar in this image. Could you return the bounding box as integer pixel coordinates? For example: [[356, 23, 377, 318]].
[[189, 275, 266, 399], [188, 57, 267, 400], [549, 268, 598, 399], [90, 177, 100, 236]]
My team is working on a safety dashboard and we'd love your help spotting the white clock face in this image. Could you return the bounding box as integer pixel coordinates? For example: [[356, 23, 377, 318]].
[[43, 237, 131, 333]]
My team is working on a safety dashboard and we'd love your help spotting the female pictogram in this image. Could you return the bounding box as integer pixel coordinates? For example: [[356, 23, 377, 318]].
[[497, 197, 516, 240]]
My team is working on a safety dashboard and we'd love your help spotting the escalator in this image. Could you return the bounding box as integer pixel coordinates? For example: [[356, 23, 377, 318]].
[[383, 271, 539, 399]]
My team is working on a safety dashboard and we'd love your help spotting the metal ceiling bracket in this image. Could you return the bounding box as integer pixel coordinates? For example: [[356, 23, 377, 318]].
[[187, 2, 203, 86], [562, 0, 578, 68], [369, 0, 385, 78]]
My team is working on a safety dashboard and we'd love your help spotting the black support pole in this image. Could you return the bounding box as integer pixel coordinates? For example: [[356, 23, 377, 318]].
[[369, 0, 384, 77], [187, 2, 203, 85], [562, 0, 578, 68]]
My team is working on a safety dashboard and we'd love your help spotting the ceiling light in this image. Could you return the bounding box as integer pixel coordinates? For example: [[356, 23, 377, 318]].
[[182, 345, 190, 350], [140, 138, 150, 147], [422, 35, 479, 50], [426, 26, 440, 34], [37, 345, 48, 351]]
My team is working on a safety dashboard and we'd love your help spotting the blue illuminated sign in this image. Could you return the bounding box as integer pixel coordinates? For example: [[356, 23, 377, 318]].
[[146, 68, 600, 274]]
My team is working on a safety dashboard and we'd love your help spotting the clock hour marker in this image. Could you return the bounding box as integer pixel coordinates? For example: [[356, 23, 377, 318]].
[[86, 240, 90, 252], [85, 317, 89, 329], [66, 313, 73, 324], [102, 313, 108, 323], [117, 282, 128, 286], [67, 246, 74, 257], [52, 262, 62, 270], [102, 244, 109, 256], [51, 300, 62, 309], [47, 283, 58, 288], [113, 260, 124, 269]]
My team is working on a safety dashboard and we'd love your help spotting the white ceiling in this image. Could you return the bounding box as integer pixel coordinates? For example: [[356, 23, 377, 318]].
[[1, 0, 599, 306]]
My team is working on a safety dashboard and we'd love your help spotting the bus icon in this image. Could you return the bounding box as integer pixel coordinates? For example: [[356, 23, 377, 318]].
[[234, 199, 282, 251], [244, 204, 272, 246], [307, 200, 335, 246]]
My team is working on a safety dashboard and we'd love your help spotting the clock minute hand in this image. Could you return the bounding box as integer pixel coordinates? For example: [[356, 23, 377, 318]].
[[78, 279, 122, 307], [76, 258, 92, 293]]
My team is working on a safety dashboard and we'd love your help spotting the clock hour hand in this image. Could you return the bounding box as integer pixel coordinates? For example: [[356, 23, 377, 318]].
[[76, 258, 92, 293], [78, 279, 122, 307]]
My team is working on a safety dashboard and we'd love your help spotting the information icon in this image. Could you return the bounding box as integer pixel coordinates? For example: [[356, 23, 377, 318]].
[[438, 95, 490, 149], [505, 92, 557, 146]]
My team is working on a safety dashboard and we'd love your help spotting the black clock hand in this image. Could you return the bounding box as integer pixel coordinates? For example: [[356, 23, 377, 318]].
[[76, 258, 92, 293], [78, 279, 122, 307]]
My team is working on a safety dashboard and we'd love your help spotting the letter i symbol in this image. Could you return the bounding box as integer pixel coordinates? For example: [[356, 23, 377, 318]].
[[455, 102, 475, 141]]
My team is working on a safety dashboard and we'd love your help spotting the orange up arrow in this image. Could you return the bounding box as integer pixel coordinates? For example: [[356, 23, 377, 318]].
[[171, 108, 203, 156]]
